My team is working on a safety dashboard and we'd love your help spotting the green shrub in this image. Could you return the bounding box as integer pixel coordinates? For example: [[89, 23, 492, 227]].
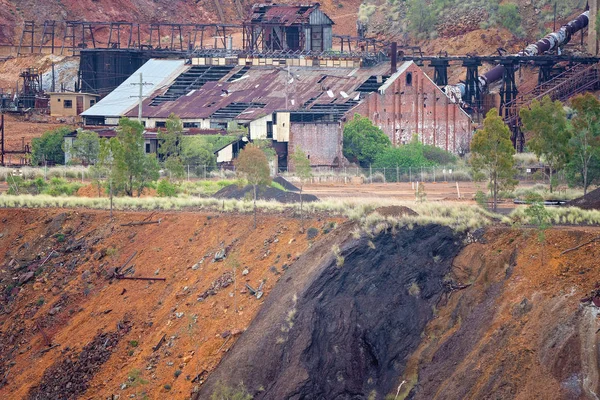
[[498, 3, 523, 35], [43, 178, 83, 196], [157, 179, 177, 197], [271, 181, 286, 191], [422, 145, 457, 165], [210, 382, 253, 400]]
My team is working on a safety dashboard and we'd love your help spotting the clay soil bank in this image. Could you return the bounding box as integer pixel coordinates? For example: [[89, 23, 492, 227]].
[[2, 208, 600, 399], [0, 208, 343, 399]]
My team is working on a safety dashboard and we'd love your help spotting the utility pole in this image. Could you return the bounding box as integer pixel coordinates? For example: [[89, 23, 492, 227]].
[[138, 73, 143, 121], [130, 73, 151, 123], [51, 62, 55, 93]]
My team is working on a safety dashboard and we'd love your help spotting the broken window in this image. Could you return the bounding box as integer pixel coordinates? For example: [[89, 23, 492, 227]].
[[63, 100, 73, 109]]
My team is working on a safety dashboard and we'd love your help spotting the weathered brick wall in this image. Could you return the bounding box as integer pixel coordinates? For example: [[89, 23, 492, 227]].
[[350, 64, 472, 154], [289, 122, 342, 167]]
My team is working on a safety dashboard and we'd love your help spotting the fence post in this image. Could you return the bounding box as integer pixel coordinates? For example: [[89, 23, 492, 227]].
[[409, 166, 412, 183], [383, 167, 386, 183], [203, 165, 206, 180], [396, 165, 399, 183], [433, 167, 436, 182], [369, 164, 372, 182], [187, 165, 190, 181]]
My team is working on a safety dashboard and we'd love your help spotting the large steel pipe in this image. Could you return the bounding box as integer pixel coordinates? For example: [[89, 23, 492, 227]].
[[445, 9, 590, 103]]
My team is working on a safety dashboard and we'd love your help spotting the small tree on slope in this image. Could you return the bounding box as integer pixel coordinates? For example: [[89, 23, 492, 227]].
[[235, 144, 271, 229], [290, 147, 313, 229]]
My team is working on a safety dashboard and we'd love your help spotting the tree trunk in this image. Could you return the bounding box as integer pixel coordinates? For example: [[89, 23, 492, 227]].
[[583, 163, 588, 196], [299, 185, 304, 230], [493, 172, 498, 211], [549, 167, 553, 193], [253, 184, 257, 229]]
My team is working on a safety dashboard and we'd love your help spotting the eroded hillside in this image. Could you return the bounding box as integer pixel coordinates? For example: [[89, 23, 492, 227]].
[[0, 208, 342, 399], [199, 224, 600, 400], [2, 207, 600, 399], [0, 0, 361, 44]]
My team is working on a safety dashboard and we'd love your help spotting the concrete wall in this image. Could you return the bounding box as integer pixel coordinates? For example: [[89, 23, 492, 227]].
[[249, 114, 272, 140], [350, 64, 472, 154], [273, 112, 290, 142], [217, 143, 234, 163], [288, 122, 341, 167], [50, 93, 98, 117]]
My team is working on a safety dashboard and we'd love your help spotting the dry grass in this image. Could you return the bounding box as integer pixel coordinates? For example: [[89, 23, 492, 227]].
[[509, 206, 600, 226], [4, 193, 598, 231]]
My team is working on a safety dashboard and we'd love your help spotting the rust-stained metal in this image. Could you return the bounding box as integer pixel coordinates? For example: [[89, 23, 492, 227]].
[[115, 275, 166, 281], [126, 63, 394, 120], [243, 3, 333, 52], [153, 334, 167, 352]]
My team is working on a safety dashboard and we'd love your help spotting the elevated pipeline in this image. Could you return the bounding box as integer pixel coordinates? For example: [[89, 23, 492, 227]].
[[445, 9, 590, 104]]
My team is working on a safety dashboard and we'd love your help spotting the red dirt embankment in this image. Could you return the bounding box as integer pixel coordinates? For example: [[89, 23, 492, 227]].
[[199, 223, 600, 400], [0, 208, 343, 399]]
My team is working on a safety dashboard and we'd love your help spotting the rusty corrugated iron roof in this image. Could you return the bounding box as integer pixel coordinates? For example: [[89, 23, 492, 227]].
[[126, 62, 403, 121], [247, 3, 323, 25]]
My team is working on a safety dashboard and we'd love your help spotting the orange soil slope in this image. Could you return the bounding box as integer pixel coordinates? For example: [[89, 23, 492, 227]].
[[404, 226, 600, 399], [0, 208, 343, 399]]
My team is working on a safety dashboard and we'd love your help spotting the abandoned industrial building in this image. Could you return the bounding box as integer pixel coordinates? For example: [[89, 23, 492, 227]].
[[80, 55, 472, 167], [75, 4, 471, 168], [3, 2, 476, 168]]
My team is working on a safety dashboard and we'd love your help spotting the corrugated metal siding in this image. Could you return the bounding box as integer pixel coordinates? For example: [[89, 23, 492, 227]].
[[309, 9, 334, 25], [324, 27, 333, 51], [304, 27, 311, 51], [81, 59, 187, 118]]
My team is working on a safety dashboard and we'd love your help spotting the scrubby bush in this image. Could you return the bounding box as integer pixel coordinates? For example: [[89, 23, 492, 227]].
[[422, 145, 457, 165], [498, 3, 523, 35], [44, 177, 83, 196], [157, 179, 177, 197], [210, 382, 253, 400]]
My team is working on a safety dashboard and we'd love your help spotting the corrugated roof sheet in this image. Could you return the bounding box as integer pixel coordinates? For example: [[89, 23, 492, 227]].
[[127, 62, 403, 121], [248, 3, 322, 25], [81, 59, 187, 117]]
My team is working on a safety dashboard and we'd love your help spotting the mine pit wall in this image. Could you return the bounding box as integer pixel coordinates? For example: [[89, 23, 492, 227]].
[[200, 225, 600, 400], [198, 224, 465, 399], [350, 63, 472, 154]]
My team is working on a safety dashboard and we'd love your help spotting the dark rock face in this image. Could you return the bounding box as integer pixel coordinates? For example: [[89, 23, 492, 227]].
[[199, 224, 464, 400]]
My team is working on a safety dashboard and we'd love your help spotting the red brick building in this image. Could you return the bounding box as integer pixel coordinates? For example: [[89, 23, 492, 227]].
[[350, 61, 473, 155]]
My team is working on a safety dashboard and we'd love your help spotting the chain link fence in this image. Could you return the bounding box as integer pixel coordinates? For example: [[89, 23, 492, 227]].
[[0, 164, 553, 185]]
